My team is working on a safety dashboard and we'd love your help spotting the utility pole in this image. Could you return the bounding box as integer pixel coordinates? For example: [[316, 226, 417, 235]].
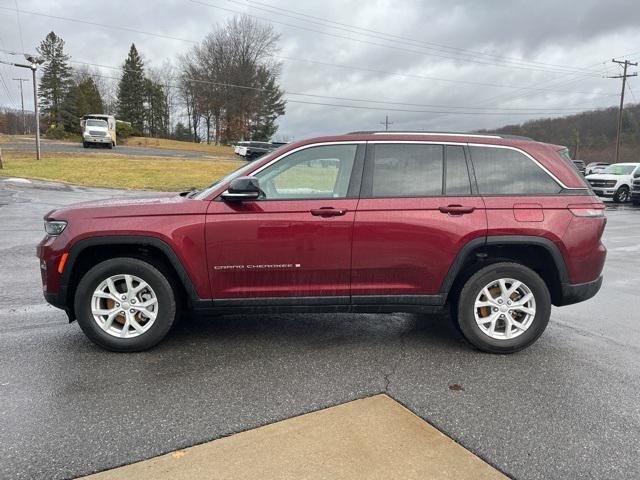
[[609, 59, 638, 164], [379, 115, 393, 131], [12, 77, 28, 134], [0, 54, 44, 159]]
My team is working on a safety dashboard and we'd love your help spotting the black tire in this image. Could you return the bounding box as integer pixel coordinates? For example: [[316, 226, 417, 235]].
[[613, 185, 630, 203], [456, 262, 551, 354], [82, 141, 88, 148], [107, 142, 113, 149], [74, 258, 177, 352]]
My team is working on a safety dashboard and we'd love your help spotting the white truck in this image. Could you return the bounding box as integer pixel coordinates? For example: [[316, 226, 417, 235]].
[[81, 114, 116, 148]]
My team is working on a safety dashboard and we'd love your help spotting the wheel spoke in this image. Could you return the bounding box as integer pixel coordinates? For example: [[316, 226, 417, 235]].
[[92, 307, 117, 316], [137, 298, 157, 308], [477, 311, 500, 326], [498, 279, 508, 298], [504, 316, 512, 339], [512, 305, 535, 316], [506, 281, 522, 297], [103, 311, 118, 331], [130, 317, 145, 334], [106, 277, 119, 297], [94, 291, 116, 300], [481, 287, 498, 305], [512, 292, 533, 306], [124, 274, 134, 295], [120, 315, 131, 337]]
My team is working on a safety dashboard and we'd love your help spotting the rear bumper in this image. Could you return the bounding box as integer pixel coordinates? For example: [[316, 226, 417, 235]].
[[556, 275, 603, 306]]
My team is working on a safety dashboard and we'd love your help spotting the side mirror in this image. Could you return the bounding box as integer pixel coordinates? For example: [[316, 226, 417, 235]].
[[221, 176, 262, 201]]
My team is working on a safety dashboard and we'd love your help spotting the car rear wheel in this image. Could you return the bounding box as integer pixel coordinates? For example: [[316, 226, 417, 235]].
[[74, 258, 177, 352], [456, 262, 551, 353], [613, 185, 630, 203]]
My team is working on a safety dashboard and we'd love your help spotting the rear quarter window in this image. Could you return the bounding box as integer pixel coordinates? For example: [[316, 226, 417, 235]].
[[469, 146, 562, 195]]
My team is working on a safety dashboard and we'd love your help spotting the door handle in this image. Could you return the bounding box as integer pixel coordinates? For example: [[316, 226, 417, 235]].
[[439, 205, 475, 215], [310, 207, 348, 217]]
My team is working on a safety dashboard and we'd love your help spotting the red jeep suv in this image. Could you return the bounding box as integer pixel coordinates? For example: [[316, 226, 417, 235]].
[[37, 132, 606, 353]]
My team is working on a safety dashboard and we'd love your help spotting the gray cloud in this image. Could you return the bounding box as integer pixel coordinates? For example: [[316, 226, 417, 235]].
[[1, 0, 639, 140]]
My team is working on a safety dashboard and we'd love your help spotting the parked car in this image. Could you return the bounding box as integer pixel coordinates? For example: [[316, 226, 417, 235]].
[[630, 168, 640, 205], [572, 159, 586, 175], [37, 132, 606, 353], [234, 141, 249, 155], [586, 162, 610, 175], [585, 162, 640, 203]]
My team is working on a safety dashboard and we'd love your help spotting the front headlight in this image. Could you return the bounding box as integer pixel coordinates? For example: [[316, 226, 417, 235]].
[[44, 220, 67, 236]]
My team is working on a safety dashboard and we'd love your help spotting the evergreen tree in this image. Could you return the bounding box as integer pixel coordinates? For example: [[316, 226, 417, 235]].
[[171, 122, 192, 141], [250, 66, 286, 141], [61, 76, 104, 133], [144, 78, 169, 137], [36, 32, 73, 126], [116, 44, 146, 135]]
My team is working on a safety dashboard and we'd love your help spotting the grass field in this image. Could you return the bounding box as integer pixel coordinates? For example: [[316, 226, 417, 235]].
[[122, 136, 235, 155], [0, 150, 244, 191]]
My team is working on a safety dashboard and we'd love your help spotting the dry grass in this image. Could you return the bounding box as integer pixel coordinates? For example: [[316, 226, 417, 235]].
[[122, 136, 235, 156], [0, 150, 244, 191]]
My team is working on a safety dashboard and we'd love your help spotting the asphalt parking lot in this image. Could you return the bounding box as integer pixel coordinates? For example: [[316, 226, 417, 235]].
[[1, 178, 639, 480]]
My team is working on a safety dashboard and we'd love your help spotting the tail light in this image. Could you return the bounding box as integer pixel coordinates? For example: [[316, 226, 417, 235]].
[[568, 204, 606, 217]]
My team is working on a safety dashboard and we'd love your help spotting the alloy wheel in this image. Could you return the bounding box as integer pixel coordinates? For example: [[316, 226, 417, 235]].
[[474, 278, 536, 340], [90, 274, 158, 338]]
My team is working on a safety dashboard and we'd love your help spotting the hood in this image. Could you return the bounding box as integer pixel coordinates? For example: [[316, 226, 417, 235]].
[[46, 192, 206, 220], [585, 174, 627, 181]]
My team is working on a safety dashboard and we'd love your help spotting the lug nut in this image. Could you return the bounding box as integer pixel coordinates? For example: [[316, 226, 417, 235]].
[[129, 309, 135, 313], [130, 299, 136, 304], [115, 303, 120, 307], [120, 311, 125, 315], [497, 299, 503, 304], [493, 307, 498, 312], [121, 295, 126, 300], [507, 301, 512, 305]]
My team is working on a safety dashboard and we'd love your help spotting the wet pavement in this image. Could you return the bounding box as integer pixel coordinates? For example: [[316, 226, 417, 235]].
[[1, 178, 639, 480]]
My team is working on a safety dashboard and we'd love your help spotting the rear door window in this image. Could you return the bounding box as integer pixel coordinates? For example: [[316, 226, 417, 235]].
[[470, 146, 561, 195], [445, 146, 472, 195], [366, 144, 444, 197]]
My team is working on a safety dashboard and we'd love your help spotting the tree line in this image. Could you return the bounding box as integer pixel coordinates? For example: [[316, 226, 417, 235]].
[[481, 104, 640, 163], [31, 15, 285, 143]]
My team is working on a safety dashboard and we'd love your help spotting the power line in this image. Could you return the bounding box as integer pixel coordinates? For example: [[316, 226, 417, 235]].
[[0, 46, 618, 99], [224, 0, 604, 76], [13, 0, 25, 52], [190, 0, 603, 78], [50, 57, 609, 113], [80, 69, 611, 116]]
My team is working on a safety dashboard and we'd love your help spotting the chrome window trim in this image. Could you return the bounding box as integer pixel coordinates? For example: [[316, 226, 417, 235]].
[[248, 141, 365, 177]]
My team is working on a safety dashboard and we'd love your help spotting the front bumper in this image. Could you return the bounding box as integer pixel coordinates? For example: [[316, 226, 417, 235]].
[[591, 189, 615, 198], [84, 136, 111, 144], [556, 275, 603, 306]]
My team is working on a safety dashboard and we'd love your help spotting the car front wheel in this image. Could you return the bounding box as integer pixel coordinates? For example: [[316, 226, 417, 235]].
[[74, 258, 177, 352], [456, 262, 551, 353], [613, 185, 630, 203]]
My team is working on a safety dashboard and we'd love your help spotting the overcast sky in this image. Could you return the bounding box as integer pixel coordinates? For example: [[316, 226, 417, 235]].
[[1, 0, 640, 140]]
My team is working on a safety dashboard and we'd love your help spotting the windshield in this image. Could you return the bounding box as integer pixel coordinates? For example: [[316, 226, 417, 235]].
[[86, 119, 107, 127], [600, 164, 637, 175]]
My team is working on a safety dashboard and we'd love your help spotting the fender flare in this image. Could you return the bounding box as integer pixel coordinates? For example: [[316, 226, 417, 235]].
[[60, 235, 201, 302], [439, 235, 569, 295]]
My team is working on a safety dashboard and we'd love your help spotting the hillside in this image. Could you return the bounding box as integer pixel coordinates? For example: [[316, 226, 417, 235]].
[[480, 103, 640, 163]]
